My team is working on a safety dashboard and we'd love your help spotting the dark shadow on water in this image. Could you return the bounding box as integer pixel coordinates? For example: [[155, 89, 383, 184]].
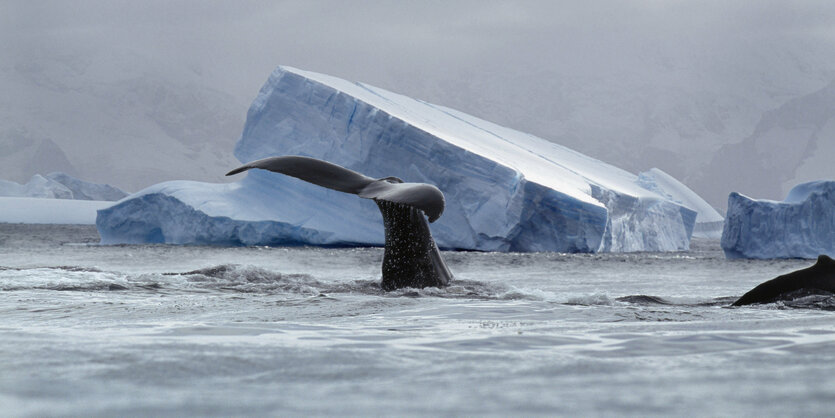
[[615, 293, 835, 311], [616, 295, 741, 308], [161, 265, 528, 300], [615, 295, 673, 305], [732, 290, 835, 311]]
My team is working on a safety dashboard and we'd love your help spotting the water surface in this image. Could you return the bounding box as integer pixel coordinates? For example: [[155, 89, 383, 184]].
[[1, 224, 833, 416]]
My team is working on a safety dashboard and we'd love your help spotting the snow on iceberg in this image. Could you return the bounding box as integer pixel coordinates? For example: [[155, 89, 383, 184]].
[[97, 66, 696, 252], [722, 181, 835, 259], [0, 173, 127, 201], [637, 168, 724, 239]]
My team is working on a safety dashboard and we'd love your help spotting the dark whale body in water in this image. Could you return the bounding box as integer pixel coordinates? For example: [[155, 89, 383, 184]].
[[226, 156, 452, 291], [733, 255, 835, 306]]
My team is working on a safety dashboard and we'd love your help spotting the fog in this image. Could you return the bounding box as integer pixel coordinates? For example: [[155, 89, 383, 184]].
[[3, 0, 835, 209]]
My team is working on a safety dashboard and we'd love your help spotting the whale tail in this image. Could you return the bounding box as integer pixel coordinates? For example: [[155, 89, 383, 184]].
[[226, 156, 444, 222], [227, 155, 452, 290]]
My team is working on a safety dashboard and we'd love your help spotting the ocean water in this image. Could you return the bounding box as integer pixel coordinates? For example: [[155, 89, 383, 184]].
[[1, 224, 834, 416]]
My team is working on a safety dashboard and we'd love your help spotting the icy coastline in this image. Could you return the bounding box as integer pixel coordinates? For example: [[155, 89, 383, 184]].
[[98, 66, 697, 252]]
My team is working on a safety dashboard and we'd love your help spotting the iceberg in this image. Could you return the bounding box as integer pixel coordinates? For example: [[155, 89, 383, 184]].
[[0, 173, 127, 201], [722, 181, 835, 259], [44, 172, 128, 201], [637, 168, 724, 239], [0, 173, 126, 224], [0, 174, 73, 199], [97, 66, 697, 252]]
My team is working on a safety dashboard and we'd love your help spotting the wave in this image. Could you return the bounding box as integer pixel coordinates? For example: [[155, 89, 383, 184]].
[[170, 264, 326, 295], [0, 264, 333, 294], [0, 265, 128, 292], [4, 264, 835, 310], [615, 295, 673, 305], [0, 264, 551, 301], [765, 290, 835, 311]]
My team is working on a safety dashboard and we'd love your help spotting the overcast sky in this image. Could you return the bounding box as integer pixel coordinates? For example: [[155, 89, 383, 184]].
[[3, 1, 835, 205], [6, 0, 835, 101]]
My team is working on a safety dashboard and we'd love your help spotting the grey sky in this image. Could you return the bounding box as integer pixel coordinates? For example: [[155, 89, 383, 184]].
[[3, 1, 835, 206], [8, 0, 835, 98]]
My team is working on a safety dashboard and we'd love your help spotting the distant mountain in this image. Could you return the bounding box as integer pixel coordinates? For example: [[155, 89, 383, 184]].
[[694, 80, 835, 209], [0, 48, 245, 192]]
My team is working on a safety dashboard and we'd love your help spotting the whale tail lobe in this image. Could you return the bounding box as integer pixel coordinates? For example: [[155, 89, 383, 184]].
[[227, 155, 452, 290]]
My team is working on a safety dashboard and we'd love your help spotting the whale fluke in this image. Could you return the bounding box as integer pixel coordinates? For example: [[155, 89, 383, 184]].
[[226, 155, 452, 290], [733, 255, 835, 306], [226, 156, 444, 222]]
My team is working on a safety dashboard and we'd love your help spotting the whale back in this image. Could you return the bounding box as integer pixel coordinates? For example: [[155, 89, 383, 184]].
[[816, 254, 835, 267], [733, 254, 835, 306]]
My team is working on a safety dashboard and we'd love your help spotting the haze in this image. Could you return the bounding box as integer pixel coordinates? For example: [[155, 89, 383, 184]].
[[3, 0, 835, 210]]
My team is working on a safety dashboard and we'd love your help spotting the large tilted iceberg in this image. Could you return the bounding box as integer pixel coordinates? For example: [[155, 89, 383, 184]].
[[97, 66, 697, 252], [722, 181, 835, 259]]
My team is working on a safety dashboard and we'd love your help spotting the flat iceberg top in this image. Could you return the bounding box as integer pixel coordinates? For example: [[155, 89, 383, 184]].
[[785, 180, 835, 203], [275, 66, 664, 208], [130, 180, 281, 222], [730, 180, 835, 206]]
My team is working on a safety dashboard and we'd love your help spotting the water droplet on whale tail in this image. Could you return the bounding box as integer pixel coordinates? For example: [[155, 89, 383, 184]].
[[376, 200, 452, 291]]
